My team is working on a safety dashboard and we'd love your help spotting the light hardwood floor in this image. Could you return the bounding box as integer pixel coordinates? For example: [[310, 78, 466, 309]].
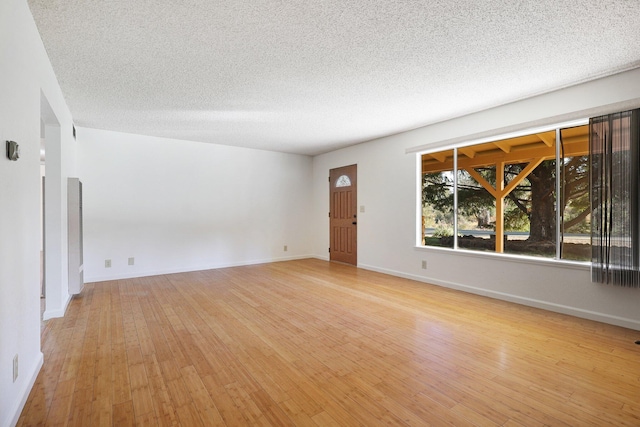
[[18, 259, 640, 426]]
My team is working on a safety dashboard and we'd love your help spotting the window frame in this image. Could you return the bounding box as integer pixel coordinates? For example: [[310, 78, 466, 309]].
[[416, 118, 591, 265]]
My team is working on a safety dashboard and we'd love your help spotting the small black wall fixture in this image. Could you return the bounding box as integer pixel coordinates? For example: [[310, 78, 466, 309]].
[[6, 140, 20, 161]]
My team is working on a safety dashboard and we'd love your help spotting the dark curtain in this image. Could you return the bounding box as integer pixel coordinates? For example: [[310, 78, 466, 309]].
[[590, 109, 640, 286]]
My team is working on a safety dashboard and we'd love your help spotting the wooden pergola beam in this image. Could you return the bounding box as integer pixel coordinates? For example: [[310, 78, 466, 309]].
[[494, 141, 511, 153], [428, 151, 448, 162], [536, 133, 555, 147], [464, 168, 497, 198], [422, 138, 588, 173], [461, 157, 545, 253], [458, 146, 476, 159], [500, 158, 545, 198]]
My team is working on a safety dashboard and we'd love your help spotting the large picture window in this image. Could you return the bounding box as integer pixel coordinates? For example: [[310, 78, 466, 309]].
[[421, 123, 590, 261]]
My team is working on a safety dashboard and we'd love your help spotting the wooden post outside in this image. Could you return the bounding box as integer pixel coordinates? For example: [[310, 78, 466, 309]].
[[495, 161, 505, 253]]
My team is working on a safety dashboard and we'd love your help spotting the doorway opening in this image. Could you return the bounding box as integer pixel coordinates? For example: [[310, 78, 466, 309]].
[[40, 92, 63, 322]]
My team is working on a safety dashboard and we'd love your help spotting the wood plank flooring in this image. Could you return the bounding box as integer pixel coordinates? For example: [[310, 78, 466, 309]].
[[18, 259, 640, 426]]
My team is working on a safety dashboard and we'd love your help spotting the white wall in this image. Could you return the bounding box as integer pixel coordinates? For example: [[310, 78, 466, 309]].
[[312, 68, 640, 331], [77, 128, 313, 282], [0, 1, 76, 426]]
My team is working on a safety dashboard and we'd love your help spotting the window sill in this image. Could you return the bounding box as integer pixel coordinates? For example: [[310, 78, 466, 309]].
[[414, 245, 591, 272]]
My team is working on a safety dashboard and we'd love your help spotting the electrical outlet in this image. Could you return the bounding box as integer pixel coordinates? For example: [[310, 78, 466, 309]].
[[105, 259, 111, 268], [128, 257, 135, 266], [283, 245, 288, 252], [13, 354, 18, 382], [421, 260, 427, 269]]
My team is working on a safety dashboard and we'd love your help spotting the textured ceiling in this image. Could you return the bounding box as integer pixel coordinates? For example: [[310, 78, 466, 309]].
[[28, 0, 640, 155]]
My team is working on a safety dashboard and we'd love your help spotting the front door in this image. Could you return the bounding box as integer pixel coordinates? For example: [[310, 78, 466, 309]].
[[329, 164, 357, 265]]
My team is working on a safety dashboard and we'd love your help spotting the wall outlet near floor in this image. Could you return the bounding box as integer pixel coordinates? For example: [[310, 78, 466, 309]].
[[105, 259, 112, 268], [421, 260, 428, 269], [128, 257, 135, 266], [13, 354, 18, 382], [284, 245, 288, 252]]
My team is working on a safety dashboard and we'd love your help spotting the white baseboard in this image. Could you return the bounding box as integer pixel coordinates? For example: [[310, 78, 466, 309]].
[[84, 254, 315, 283], [42, 292, 72, 320], [358, 263, 640, 331], [6, 352, 43, 427]]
